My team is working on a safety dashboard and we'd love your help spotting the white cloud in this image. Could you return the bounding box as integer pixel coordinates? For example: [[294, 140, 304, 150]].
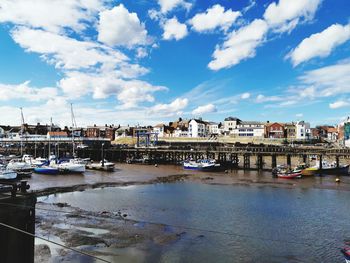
[[296, 113, 303, 118], [0, 0, 104, 33], [329, 100, 350, 109], [59, 71, 167, 108], [263, 0, 322, 33], [11, 27, 127, 70], [288, 23, 350, 66], [189, 4, 241, 33], [97, 4, 148, 47], [148, 98, 188, 117], [192, 104, 217, 115], [0, 81, 58, 101], [136, 47, 148, 58], [208, 19, 268, 70], [241, 92, 250, 99], [256, 94, 282, 103], [158, 0, 192, 13], [162, 17, 188, 41], [298, 61, 350, 97]]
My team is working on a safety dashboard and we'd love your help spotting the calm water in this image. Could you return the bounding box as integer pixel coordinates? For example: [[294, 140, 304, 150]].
[[41, 182, 350, 262]]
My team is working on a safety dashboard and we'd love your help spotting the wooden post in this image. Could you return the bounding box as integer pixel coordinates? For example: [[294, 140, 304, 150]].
[[336, 156, 339, 168], [319, 155, 323, 169], [272, 155, 277, 168], [286, 154, 291, 167], [243, 153, 250, 169]]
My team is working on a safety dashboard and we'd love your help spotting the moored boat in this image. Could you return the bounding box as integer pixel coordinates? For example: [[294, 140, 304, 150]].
[[183, 159, 220, 171], [277, 171, 302, 179], [86, 160, 115, 171], [34, 161, 59, 175], [302, 161, 349, 176], [341, 246, 350, 263]]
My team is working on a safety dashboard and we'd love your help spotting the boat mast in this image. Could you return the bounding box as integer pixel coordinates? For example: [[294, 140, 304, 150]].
[[48, 117, 52, 160], [19, 107, 25, 156], [70, 103, 77, 156]]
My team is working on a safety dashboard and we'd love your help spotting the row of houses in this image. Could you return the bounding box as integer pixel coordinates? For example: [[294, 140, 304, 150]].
[[149, 117, 350, 143], [1, 116, 349, 144]]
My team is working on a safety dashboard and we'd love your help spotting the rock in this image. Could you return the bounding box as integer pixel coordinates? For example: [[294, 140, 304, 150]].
[[34, 244, 51, 263]]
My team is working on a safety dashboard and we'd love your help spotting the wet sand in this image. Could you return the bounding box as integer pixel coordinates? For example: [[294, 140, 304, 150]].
[[29, 163, 350, 196]]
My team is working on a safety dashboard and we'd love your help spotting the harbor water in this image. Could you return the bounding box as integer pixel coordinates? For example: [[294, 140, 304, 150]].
[[40, 181, 350, 262]]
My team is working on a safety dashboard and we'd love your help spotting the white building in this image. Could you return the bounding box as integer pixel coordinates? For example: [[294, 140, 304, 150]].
[[232, 121, 265, 138], [188, 119, 208, 138], [173, 128, 189, 137], [296, 121, 311, 140], [153, 124, 166, 137], [208, 122, 219, 135], [223, 117, 241, 135]]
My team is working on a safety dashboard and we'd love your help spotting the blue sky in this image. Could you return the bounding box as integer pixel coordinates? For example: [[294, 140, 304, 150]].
[[0, 0, 349, 127]]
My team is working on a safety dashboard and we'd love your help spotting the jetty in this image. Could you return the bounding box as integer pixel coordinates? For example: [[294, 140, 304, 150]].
[[75, 142, 350, 170]]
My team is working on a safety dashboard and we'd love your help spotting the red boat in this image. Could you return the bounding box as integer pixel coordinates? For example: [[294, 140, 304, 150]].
[[277, 171, 302, 179], [341, 246, 350, 262]]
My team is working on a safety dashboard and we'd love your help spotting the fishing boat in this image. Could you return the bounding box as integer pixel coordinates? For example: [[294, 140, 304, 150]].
[[0, 169, 17, 180], [183, 159, 220, 171], [277, 170, 302, 179], [302, 161, 349, 176], [341, 246, 350, 263], [86, 160, 115, 171]]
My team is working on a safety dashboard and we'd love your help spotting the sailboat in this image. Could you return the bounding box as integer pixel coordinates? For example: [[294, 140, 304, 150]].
[[7, 108, 34, 177], [53, 104, 86, 173], [34, 118, 59, 175]]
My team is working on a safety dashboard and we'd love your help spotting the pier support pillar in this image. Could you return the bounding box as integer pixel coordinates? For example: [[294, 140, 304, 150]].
[[336, 156, 340, 168], [286, 154, 291, 167], [272, 155, 277, 169], [302, 154, 307, 164], [243, 154, 250, 170], [257, 155, 264, 170], [319, 155, 323, 169]]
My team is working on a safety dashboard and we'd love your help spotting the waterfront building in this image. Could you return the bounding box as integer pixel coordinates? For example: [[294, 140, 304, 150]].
[[326, 127, 338, 141], [152, 124, 173, 137], [265, 122, 285, 138], [295, 121, 311, 140], [188, 119, 209, 137], [285, 123, 296, 139], [223, 117, 241, 135], [115, 126, 132, 138], [86, 124, 117, 141], [207, 122, 219, 136], [232, 121, 265, 138]]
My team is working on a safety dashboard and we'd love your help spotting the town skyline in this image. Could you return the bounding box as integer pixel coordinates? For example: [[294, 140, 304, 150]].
[[0, 0, 350, 126]]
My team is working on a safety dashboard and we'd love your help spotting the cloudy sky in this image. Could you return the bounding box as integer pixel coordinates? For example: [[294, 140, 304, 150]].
[[0, 0, 349, 127]]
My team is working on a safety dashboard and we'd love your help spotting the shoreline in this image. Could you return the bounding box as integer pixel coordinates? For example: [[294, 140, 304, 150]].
[[30, 164, 350, 197]]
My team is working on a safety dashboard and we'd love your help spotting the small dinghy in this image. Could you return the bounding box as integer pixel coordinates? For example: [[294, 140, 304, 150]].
[[86, 160, 115, 172]]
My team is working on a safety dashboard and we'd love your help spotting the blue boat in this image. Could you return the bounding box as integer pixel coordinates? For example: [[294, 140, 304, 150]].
[[183, 159, 220, 171], [34, 166, 59, 175], [33, 161, 59, 175]]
